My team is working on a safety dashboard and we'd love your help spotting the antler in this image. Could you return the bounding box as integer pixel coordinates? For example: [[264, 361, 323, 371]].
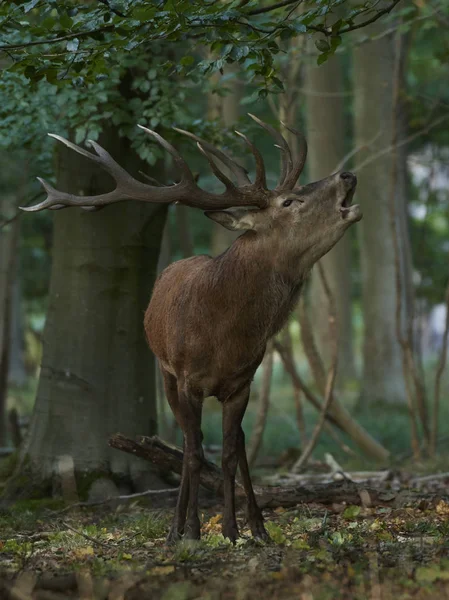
[[22, 116, 308, 213], [247, 114, 307, 190]]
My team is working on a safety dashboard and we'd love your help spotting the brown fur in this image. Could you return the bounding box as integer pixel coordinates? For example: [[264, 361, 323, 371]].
[[144, 171, 361, 543]]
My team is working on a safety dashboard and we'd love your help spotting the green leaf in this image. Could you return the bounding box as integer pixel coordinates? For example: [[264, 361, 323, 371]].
[[317, 52, 329, 66], [271, 76, 284, 90], [265, 522, 286, 544], [66, 38, 79, 52], [23, 0, 40, 13], [330, 35, 342, 52], [180, 55, 195, 67], [343, 505, 361, 520], [292, 22, 307, 33], [315, 39, 330, 52], [59, 14, 73, 29], [331, 531, 344, 546]]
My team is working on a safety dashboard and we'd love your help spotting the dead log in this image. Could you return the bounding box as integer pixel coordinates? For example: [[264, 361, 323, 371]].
[[109, 433, 443, 509]]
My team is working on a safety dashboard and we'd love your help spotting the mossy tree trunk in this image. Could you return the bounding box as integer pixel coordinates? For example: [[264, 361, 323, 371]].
[[305, 52, 356, 385], [0, 193, 20, 447], [353, 26, 412, 407], [208, 65, 241, 256], [6, 129, 167, 499]]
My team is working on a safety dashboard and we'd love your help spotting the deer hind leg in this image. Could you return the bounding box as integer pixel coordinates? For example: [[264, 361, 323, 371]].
[[237, 426, 268, 540], [161, 369, 190, 544], [221, 385, 252, 543], [180, 389, 204, 540]]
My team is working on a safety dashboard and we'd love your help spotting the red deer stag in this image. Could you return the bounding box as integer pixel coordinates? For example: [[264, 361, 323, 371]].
[[24, 115, 361, 543]]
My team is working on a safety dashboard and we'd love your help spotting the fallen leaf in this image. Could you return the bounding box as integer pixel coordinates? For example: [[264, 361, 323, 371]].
[[436, 500, 449, 516], [149, 565, 175, 576], [343, 505, 361, 520], [73, 546, 94, 559]]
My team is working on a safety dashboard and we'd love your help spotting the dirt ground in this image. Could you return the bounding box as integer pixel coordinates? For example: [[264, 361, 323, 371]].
[[1, 490, 449, 600]]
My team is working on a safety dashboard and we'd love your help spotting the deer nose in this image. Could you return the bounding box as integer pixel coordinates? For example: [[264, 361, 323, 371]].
[[340, 171, 355, 181]]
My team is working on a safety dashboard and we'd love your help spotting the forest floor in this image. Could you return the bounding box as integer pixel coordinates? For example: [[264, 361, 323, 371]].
[[1, 490, 449, 600]]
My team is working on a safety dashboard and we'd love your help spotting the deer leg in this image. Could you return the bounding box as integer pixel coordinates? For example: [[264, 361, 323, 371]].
[[161, 369, 190, 544], [180, 392, 204, 540], [237, 427, 268, 540], [221, 385, 251, 543]]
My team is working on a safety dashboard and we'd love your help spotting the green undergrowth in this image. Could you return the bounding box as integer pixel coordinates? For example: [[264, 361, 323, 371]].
[[1, 497, 449, 598]]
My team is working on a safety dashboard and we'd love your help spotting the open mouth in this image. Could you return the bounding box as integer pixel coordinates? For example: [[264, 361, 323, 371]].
[[340, 189, 354, 215], [339, 186, 362, 221]]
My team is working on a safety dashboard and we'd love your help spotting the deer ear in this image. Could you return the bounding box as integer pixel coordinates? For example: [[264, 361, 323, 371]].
[[204, 209, 256, 231]]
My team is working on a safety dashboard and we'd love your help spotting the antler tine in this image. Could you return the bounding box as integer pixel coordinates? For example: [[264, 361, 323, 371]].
[[279, 122, 308, 189], [173, 127, 251, 187], [234, 130, 267, 189], [195, 143, 237, 192], [247, 113, 293, 188], [137, 125, 195, 183]]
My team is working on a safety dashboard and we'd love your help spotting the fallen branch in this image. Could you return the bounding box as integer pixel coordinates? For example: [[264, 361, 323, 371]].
[[109, 434, 437, 509]]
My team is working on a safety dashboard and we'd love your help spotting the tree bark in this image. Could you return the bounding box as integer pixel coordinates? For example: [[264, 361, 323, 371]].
[[5, 129, 167, 499], [8, 279, 26, 387], [0, 195, 20, 447], [208, 66, 241, 256], [353, 25, 411, 406], [305, 53, 356, 383]]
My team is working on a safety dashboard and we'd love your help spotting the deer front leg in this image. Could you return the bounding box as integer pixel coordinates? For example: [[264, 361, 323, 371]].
[[221, 385, 251, 543], [166, 438, 190, 544], [238, 427, 268, 541]]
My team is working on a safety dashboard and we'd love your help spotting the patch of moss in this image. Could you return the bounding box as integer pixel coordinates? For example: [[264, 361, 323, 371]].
[[0, 452, 19, 482]]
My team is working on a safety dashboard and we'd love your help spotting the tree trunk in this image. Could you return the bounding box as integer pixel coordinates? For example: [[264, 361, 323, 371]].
[[353, 26, 411, 407], [208, 67, 241, 256], [0, 195, 20, 447], [8, 270, 26, 387], [305, 53, 356, 383], [5, 129, 167, 500]]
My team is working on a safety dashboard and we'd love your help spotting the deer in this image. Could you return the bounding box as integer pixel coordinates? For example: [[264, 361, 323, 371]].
[[24, 114, 361, 544]]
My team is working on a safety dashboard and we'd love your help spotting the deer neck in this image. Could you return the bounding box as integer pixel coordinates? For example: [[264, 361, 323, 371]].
[[212, 232, 306, 337]]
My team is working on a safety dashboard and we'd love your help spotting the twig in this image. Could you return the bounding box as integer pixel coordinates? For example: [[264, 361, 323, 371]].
[[291, 263, 338, 472], [431, 280, 449, 455], [0, 192, 45, 231], [282, 327, 307, 444], [62, 521, 112, 548], [291, 359, 337, 472], [353, 113, 449, 173], [0, 26, 114, 51], [306, 0, 402, 36], [411, 472, 449, 484], [247, 0, 304, 16], [248, 340, 274, 466], [55, 487, 179, 514], [334, 129, 383, 172], [297, 294, 326, 394]]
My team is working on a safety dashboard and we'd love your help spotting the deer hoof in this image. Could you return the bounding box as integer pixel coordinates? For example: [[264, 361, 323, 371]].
[[165, 527, 183, 546], [252, 524, 269, 542], [184, 518, 201, 540], [222, 524, 240, 544]]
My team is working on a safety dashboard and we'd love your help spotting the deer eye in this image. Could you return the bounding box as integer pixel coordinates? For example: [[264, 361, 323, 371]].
[[283, 199, 293, 207]]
